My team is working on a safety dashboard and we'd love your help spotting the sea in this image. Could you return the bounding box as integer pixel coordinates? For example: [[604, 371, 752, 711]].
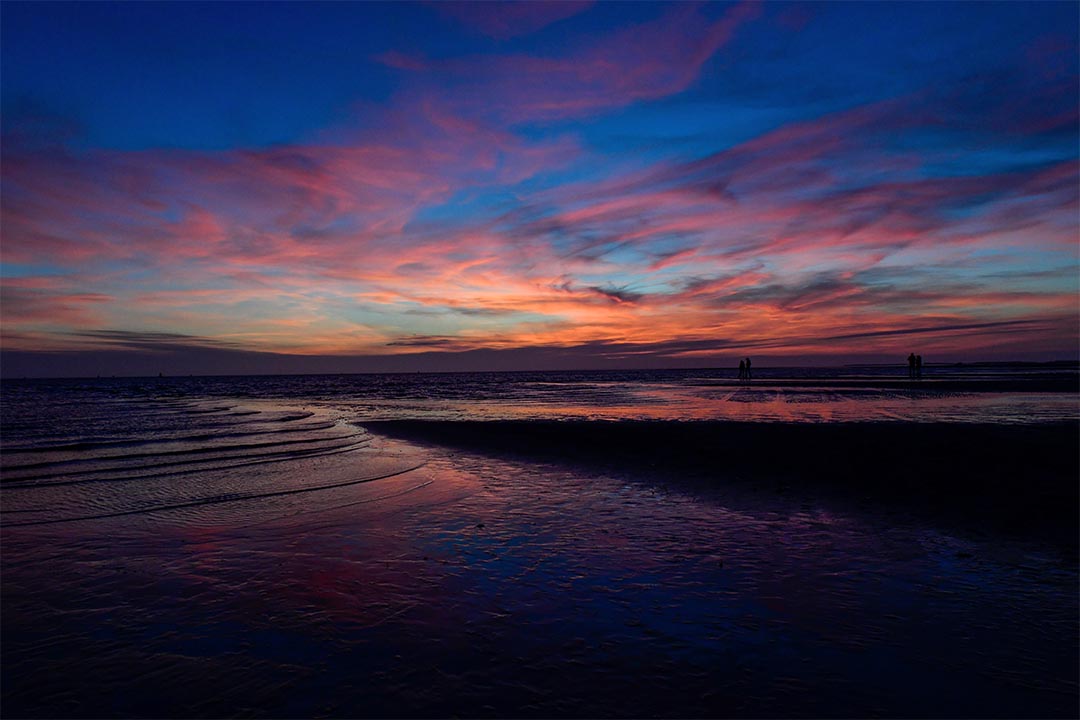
[[2, 366, 1078, 717]]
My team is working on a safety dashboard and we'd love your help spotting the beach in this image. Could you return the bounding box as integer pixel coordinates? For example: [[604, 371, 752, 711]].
[[6, 1, 1078, 716], [1, 369, 1077, 717], [366, 418, 1079, 542]]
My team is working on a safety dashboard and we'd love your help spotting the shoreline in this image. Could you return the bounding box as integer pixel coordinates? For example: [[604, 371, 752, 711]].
[[2, 367, 1077, 391], [686, 376, 1080, 392], [364, 419, 1080, 546]]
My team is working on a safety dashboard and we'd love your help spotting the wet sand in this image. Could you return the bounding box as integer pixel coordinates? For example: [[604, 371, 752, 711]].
[[3, 379, 1077, 718], [690, 375, 1080, 393], [365, 419, 1080, 545]]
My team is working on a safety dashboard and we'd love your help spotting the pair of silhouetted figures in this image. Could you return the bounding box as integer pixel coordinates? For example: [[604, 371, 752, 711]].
[[907, 352, 924, 379], [737, 357, 753, 382]]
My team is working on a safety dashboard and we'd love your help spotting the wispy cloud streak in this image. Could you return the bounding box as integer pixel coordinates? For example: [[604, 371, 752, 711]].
[[1, 2, 1076, 369]]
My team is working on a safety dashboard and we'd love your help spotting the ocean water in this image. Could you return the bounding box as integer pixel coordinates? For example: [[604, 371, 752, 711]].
[[2, 368, 1078, 717]]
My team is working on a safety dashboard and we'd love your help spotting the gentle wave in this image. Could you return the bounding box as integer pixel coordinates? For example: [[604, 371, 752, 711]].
[[1, 430, 367, 476], [0, 438, 373, 489], [2, 462, 426, 527], [0, 420, 338, 455], [0, 400, 432, 530]]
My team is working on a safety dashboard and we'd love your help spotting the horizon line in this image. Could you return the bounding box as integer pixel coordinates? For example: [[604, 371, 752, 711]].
[[3, 358, 1078, 382]]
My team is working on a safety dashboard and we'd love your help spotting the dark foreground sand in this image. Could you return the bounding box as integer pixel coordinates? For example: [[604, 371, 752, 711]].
[[4, 407, 1077, 718], [366, 419, 1080, 545]]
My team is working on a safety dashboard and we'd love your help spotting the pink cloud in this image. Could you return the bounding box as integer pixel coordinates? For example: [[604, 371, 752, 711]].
[[1, 284, 112, 328], [433, 1, 593, 40], [387, 2, 761, 123], [2, 12, 1076, 365]]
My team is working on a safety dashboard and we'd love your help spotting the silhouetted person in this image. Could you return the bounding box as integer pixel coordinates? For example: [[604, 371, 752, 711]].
[[738, 359, 746, 381], [915, 354, 923, 379], [907, 352, 916, 379], [745, 357, 752, 381]]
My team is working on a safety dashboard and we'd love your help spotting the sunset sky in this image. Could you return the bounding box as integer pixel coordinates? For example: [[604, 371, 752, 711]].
[[2, 1, 1077, 375]]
